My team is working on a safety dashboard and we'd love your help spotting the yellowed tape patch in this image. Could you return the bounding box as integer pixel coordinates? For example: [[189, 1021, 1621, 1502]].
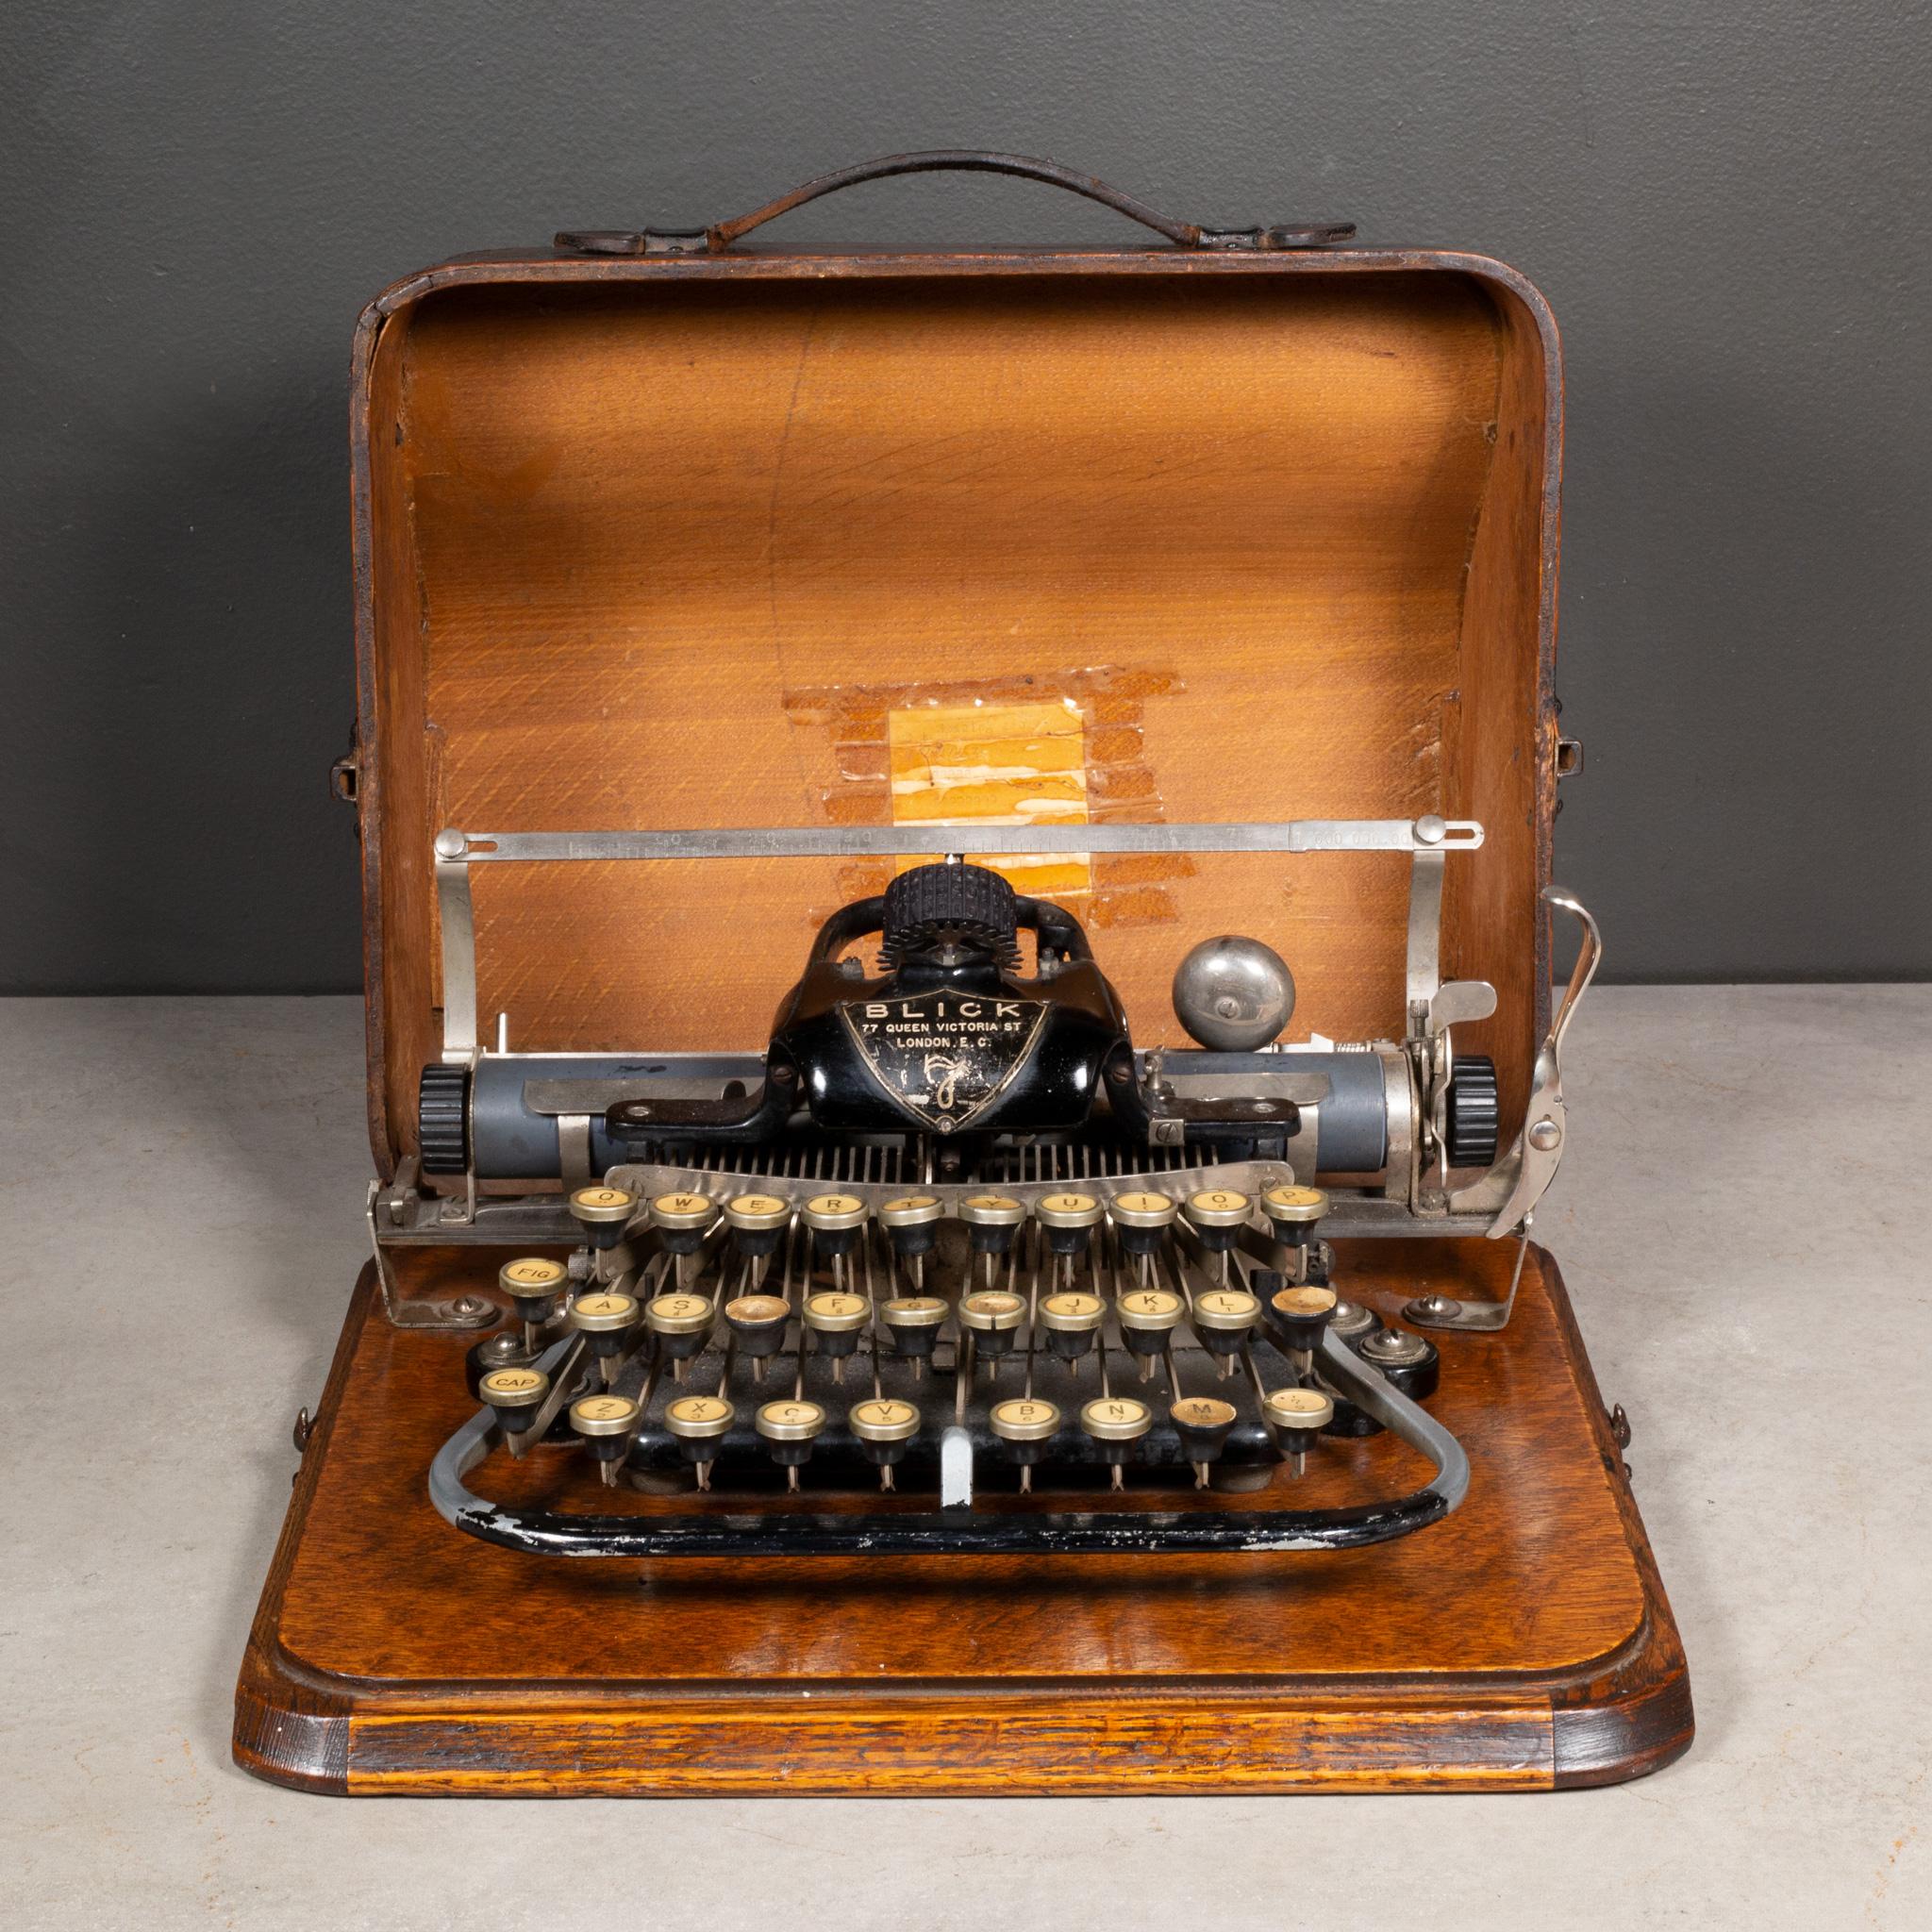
[[887, 698, 1091, 897]]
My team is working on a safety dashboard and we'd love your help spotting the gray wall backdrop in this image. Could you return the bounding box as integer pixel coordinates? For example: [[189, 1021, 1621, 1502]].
[[4, 1, 1928, 992]]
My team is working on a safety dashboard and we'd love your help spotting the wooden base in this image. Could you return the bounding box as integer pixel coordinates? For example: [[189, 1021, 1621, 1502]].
[[235, 1242, 1690, 1795]]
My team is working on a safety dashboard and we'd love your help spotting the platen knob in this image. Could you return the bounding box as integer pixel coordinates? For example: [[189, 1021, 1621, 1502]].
[[1171, 936, 1295, 1051], [881, 860, 1018, 963]]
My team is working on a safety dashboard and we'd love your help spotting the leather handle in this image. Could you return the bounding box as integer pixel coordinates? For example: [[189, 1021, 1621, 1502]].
[[557, 150, 1355, 257]]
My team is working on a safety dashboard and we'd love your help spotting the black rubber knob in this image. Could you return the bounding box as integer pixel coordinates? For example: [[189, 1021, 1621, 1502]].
[[417, 1063, 471, 1174], [880, 861, 1017, 962], [1446, 1055, 1500, 1168]]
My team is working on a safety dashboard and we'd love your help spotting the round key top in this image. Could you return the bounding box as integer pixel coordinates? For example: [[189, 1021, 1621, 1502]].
[[1109, 1190, 1177, 1259], [849, 1396, 920, 1488], [1190, 1285, 1261, 1368], [724, 1292, 791, 1362], [1185, 1187, 1253, 1230], [1262, 1385, 1335, 1475], [1261, 1183, 1328, 1248], [1266, 1281, 1337, 1361], [958, 1193, 1026, 1282], [569, 1185, 637, 1249], [1040, 1290, 1105, 1360], [646, 1291, 716, 1371], [1116, 1287, 1184, 1360], [991, 1396, 1061, 1489], [802, 1192, 867, 1277], [569, 1392, 639, 1483], [1170, 1394, 1239, 1486], [1036, 1191, 1103, 1259], [881, 1294, 948, 1360], [479, 1364, 548, 1438], [878, 1192, 943, 1258], [1079, 1393, 1151, 1488], [499, 1255, 568, 1330], [756, 1396, 826, 1487], [804, 1290, 869, 1376], [649, 1191, 718, 1268], [724, 1191, 791, 1261], [958, 1289, 1025, 1358], [569, 1289, 640, 1377], [665, 1392, 735, 1489]]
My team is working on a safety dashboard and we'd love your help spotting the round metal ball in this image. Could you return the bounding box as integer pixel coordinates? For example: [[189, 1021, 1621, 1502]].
[[1171, 936, 1296, 1051]]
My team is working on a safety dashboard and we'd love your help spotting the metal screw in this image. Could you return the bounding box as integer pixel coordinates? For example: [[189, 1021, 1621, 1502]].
[[1528, 1117, 1562, 1152], [1413, 813, 1447, 844]]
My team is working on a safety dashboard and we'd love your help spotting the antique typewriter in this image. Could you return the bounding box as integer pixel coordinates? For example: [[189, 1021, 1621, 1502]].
[[380, 815, 1600, 1560], [239, 155, 1690, 1796]]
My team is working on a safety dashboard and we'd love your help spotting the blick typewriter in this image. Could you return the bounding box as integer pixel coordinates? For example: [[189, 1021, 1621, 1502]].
[[410, 820, 1598, 1560], [237, 153, 1690, 1797]]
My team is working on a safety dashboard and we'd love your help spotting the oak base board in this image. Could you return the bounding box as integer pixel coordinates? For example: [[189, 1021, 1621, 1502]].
[[235, 1241, 1690, 1795]]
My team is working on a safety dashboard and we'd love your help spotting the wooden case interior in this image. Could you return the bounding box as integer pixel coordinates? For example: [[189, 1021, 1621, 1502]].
[[358, 259, 1557, 1175]]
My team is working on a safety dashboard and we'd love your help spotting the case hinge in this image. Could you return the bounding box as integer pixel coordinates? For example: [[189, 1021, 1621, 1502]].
[[1556, 738, 1585, 778], [329, 733, 360, 805]]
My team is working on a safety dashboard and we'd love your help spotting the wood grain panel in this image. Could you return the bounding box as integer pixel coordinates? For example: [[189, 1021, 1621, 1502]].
[[235, 1243, 1690, 1794], [353, 256, 1556, 1170]]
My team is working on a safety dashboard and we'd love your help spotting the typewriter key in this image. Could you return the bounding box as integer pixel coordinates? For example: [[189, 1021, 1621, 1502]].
[[959, 1192, 1026, 1287], [499, 1256, 569, 1349], [1041, 1290, 1105, 1361], [1261, 1183, 1327, 1242], [646, 1291, 716, 1379], [724, 1192, 791, 1274], [568, 1392, 639, 1486], [755, 1396, 826, 1490], [1264, 1280, 1338, 1374], [649, 1191, 718, 1286], [1036, 1191, 1104, 1269], [1184, 1188, 1253, 1284], [878, 1193, 943, 1288], [1191, 1286, 1261, 1375], [803, 1291, 870, 1382], [724, 1293, 791, 1381], [849, 1396, 920, 1491], [569, 1290, 640, 1384], [569, 1185, 637, 1251], [479, 1365, 548, 1448], [882, 1293, 948, 1369], [664, 1393, 735, 1490], [1116, 1287, 1184, 1375], [802, 1192, 868, 1284], [1262, 1386, 1335, 1477], [958, 1289, 1025, 1365], [1170, 1394, 1239, 1488], [1261, 1183, 1328, 1284], [1079, 1394, 1152, 1490], [990, 1396, 1061, 1491], [1109, 1191, 1178, 1279]]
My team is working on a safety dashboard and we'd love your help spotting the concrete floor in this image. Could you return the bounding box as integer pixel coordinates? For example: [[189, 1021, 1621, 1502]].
[[2, 986, 1927, 1930]]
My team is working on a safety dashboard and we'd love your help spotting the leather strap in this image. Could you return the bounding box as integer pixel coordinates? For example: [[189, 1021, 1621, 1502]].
[[557, 150, 1355, 257]]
